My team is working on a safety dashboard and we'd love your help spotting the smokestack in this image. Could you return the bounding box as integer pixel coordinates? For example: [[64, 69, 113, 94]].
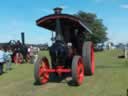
[[21, 32, 25, 45], [53, 7, 62, 14]]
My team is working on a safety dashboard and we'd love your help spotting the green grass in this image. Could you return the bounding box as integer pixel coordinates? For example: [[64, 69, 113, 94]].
[[0, 49, 128, 96]]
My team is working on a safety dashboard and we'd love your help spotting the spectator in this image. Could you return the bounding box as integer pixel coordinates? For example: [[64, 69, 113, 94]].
[[0, 47, 6, 75], [5, 47, 12, 71], [28, 46, 34, 64], [28, 46, 33, 57]]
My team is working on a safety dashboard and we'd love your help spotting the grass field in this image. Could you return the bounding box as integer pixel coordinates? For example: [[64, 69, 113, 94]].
[[0, 49, 128, 96]]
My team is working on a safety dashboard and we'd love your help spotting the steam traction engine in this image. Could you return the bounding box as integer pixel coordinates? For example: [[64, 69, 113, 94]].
[[8, 32, 28, 64], [34, 8, 95, 86]]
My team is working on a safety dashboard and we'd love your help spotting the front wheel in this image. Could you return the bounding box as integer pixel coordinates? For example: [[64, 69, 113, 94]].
[[34, 56, 50, 84], [72, 56, 84, 86]]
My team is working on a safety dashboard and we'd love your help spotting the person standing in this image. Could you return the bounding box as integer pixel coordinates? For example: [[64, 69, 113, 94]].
[[5, 47, 12, 71], [0, 47, 6, 75], [28, 46, 34, 64]]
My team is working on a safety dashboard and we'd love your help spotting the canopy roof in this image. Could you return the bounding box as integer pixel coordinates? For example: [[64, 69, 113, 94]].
[[36, 8, 92, 33]]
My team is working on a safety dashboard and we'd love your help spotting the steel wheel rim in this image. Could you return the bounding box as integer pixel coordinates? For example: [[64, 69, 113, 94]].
[[91, 44, 95, 74]]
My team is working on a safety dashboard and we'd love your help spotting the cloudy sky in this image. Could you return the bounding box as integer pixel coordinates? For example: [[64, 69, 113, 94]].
[[0, 0, 128, 45]]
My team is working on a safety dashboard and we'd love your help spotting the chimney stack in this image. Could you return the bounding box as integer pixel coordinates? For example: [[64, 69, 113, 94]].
[[21, 32, 25, 45], [54, 7, 62, 14]]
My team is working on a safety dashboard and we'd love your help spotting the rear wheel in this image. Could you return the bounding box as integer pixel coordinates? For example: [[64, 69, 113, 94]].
[[72, 56, 84, 86], [34, 56, 50, 84], [82, 41, 95, 75], [13, 52, 23, 64]]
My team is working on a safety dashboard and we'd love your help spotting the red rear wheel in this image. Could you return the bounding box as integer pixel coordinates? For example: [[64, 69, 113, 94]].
[[34, 56, 50, 84], [72, 56, 84, 86], [13, 53, 23, 64], [91, 44, 95, 74], [82, 41, 95, 75]]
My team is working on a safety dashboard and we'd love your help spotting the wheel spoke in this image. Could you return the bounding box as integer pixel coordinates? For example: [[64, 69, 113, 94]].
[[77, 58, 84, 84], [38, 58, 50, 84], [43, 73, 49, 80], [39, 67, 44, 76]]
